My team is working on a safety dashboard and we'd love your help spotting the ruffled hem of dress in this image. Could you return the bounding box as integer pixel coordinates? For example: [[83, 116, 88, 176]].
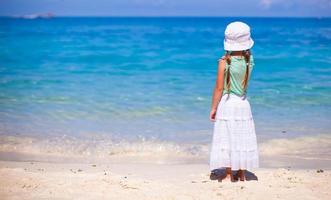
[[209, 148, 259, 171]]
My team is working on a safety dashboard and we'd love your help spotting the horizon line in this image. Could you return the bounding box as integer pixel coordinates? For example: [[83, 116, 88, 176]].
[[1, 15, 331, 18]]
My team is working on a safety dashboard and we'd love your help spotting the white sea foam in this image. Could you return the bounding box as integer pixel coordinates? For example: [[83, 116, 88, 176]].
[[259, 134, 331, 161], [0, 134, 330, 167], [0, 135, 209, 163]]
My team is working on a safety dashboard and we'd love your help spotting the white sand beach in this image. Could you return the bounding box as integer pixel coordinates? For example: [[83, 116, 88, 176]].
[[1, 134, 331, 199], [0, 160, 330, 200]]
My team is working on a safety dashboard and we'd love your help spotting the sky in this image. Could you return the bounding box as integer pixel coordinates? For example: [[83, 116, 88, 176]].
[[0, 0, 331, 17]]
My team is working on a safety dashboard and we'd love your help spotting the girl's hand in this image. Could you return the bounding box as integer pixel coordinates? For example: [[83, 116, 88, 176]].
[[210, 109, 217, 122]]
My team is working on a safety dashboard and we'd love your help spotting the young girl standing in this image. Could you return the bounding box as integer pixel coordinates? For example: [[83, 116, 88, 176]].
[[209, 21, 259, 181]]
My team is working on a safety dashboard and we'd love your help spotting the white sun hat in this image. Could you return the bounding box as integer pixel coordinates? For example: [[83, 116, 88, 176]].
[[224, 21, 254, 51]]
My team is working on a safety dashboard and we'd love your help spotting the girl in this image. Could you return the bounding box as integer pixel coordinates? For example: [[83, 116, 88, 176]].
[[209, 21, 259, 181]]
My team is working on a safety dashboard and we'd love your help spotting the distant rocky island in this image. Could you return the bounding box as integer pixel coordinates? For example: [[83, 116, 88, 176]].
[[13, 13, 55, 19]]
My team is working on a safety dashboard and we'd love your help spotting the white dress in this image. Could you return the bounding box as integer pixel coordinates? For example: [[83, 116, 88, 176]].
[[209, 93, 259, 171]]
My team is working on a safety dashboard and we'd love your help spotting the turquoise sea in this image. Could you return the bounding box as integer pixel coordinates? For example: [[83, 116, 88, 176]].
[[0, 17, 330, 163]]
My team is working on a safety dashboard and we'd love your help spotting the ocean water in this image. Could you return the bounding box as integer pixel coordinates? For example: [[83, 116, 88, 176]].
[[0, 17, 331, 164]]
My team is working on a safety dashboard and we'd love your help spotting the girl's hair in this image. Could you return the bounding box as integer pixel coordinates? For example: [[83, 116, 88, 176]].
[[224, 49, 251, 92]]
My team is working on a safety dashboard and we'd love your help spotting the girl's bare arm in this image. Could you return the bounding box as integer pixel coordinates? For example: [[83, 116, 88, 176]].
[[210, 57, 226, 121]]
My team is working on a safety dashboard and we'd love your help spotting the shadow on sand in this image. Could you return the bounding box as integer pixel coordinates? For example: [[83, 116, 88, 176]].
[[209, 168, 258, 182]]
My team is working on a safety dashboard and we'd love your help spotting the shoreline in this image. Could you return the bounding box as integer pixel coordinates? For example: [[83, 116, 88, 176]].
[[1, 134, 330, 169], [0, 160, 330, 200], [0, 152, 331, 170]]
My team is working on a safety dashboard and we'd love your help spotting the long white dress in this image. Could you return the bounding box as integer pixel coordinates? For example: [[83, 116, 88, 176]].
[[209, 93, 259, 171]]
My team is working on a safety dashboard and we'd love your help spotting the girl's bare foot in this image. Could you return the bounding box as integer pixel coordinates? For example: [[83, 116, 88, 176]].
[[238, 169, 245, 181]]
